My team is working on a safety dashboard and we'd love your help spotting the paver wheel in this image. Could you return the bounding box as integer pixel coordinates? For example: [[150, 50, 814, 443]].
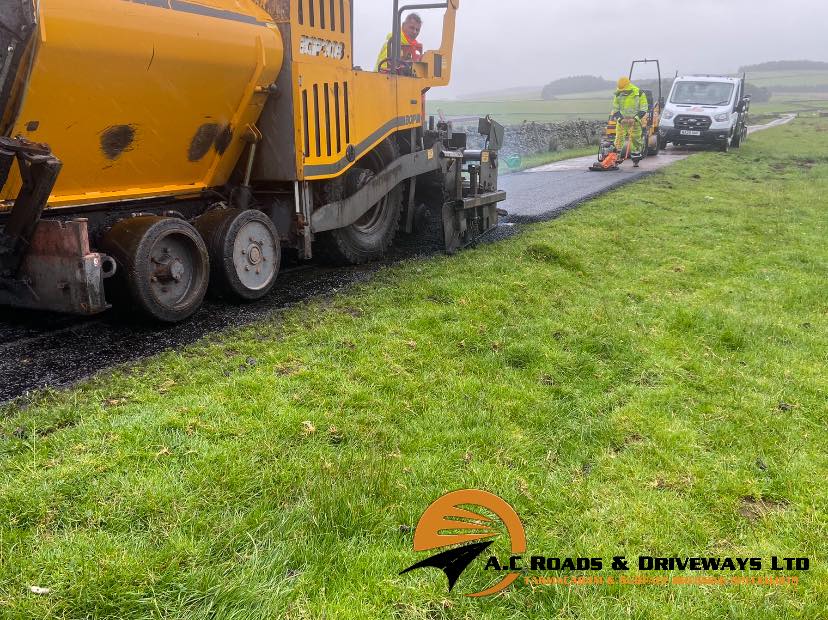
[[101, 216, 209, 322], [195, 208, 281, 301], [316, 139, 402, 265]]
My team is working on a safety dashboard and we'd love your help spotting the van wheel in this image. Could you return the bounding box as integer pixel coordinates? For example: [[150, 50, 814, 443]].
[[317, 139, 402, 265]]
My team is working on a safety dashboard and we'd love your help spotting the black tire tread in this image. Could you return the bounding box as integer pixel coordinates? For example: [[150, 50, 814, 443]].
[[316, 138, 403, 265], [195, 208, 281, 301], [101, 216, 209, 323]]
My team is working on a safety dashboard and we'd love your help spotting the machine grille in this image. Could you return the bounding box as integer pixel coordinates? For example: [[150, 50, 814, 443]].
[[298, 0, 347, 33], [302, 81, 351, 159], [675, 115, 712, 131]]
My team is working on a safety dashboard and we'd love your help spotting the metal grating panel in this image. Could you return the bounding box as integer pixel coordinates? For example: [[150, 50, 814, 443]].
[[302, 81, 352, 162], [298, 0, 346, 32]]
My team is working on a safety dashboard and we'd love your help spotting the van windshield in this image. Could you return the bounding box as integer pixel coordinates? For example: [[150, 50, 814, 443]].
[[670, 81, 735, 106]]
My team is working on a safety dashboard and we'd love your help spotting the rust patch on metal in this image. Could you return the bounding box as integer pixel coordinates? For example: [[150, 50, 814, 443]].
[[26, 121, 40, 132], [100, 125, 137, 160], [188, 123, 221, 162], [215, 125, 233, 155], [28, 219, 91, 256]]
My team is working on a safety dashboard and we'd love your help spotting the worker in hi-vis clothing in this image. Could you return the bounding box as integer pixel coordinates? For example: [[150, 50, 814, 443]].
[[611, 77, 649, 164], [376, 13, 423, 73]]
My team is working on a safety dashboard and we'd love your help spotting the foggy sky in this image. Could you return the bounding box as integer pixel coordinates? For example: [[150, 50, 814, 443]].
[[352, 0, 828, 98]]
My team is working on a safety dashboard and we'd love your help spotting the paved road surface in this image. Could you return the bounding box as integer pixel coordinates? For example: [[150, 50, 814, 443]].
[[500, 148, 689, 221], [500, 113, 795, 222]]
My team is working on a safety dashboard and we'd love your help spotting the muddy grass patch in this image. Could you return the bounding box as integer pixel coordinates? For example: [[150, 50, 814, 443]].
[[610, 433, 646, 456], [524, 243, 584, 272], [768, 156, 827, 172], [738, 496, 789, 521]]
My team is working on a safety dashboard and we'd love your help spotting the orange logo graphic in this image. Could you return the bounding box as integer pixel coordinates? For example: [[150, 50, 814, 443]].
[[400, 489, 527, 597]]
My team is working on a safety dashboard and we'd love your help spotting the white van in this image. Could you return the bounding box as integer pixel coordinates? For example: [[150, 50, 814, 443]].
[[659, 75, 750, 152]]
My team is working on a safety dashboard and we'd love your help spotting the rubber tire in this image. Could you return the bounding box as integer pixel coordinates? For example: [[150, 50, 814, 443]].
[[640, 129, 651, 159], [101, 216, 209, 323], [194, 208, 281, 301], [730, 124, 742, 148], [317, 139, 402, 265], [648, 129, 661, 156], [731, 125, 745, 148]]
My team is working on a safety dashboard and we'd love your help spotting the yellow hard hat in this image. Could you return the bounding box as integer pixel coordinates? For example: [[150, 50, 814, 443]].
[[617, 76, 631, 90]]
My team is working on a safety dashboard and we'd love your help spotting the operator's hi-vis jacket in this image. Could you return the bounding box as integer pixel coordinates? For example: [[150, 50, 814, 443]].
[[375, 31, 419, 71], [612, 85, 649, 119]]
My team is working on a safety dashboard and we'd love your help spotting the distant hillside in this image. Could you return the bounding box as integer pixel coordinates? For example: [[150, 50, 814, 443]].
[[542, 76, 614, 100], [739, 60, 828, 73], [460, 64, 818, 110], [744, 68, 828, 92], [628, 79, 673, 96], [744, 84, 772, 103], [540, 76, 770, 103], [457, 85, 543, 102]]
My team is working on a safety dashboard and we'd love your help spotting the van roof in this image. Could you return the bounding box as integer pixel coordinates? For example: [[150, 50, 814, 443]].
[[676, 75, 742, 83]]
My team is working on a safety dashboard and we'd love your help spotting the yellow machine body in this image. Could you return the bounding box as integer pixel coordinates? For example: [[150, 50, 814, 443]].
[[1, 0, 284, 211], [252, 0, 457, 182], [0, 0, 495, 322], [1, 0, 459, 209]]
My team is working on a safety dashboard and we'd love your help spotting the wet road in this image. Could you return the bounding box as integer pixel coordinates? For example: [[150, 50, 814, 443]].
[[500, 148, 689, 221], [0, 117, 795, 403], [498, 113, 796, 222]]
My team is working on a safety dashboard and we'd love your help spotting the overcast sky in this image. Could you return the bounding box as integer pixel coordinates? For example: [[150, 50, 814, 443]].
[[352, 0, 828, 98]]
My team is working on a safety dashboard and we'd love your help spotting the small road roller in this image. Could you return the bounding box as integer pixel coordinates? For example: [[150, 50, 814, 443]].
[[0, 0, 505, 322], [590, 59, 664, 171]]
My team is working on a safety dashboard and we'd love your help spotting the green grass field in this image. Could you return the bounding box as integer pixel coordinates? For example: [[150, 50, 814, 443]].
[[1, 118, 827, 618], [501, 146, 597, 174], [454, 69, 828, 104], [427, 98, 610, 124], [432, 69, 828, 126], [428, 95, 828, 127], [746, 70, 828, 88], [426, 97, 817, 127]]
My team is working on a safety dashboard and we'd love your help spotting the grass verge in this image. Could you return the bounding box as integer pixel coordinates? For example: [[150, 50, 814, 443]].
[[1, 119, 827, 619], [501, 146, 597, 174]]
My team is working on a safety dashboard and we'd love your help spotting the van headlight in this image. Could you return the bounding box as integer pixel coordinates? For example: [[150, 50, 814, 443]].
[[663, 109, 675, 120], [714, 113, 729, 122]]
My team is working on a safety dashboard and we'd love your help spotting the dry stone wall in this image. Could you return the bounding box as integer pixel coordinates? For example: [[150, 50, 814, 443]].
[[462, 119, 607, 157]]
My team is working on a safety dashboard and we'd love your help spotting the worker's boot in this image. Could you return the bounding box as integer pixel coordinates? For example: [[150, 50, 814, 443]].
[[632, 152, 642, 167]]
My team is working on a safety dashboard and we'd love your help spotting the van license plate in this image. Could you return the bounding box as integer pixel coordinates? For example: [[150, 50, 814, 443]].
[[680, 130, 701, 136]]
